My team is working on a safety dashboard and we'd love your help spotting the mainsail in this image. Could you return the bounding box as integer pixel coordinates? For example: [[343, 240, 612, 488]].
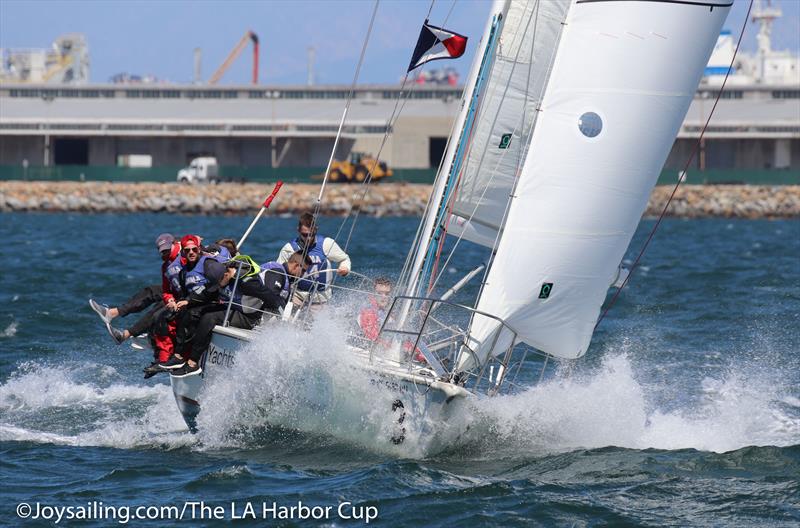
[[458, 0, 731, 369]]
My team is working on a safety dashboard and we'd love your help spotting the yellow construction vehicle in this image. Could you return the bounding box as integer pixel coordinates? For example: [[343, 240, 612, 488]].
[[326, 152, 393, 183]]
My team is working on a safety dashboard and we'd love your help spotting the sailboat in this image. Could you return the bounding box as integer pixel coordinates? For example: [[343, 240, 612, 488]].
[[170, 0, 731, 451]]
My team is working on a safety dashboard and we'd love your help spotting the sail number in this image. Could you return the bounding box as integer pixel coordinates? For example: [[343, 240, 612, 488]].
[[498, 133, 512, 149], [539, 283, 553, 299]]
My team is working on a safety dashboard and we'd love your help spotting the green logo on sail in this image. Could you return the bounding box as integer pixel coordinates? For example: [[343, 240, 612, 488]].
[[498, 133, 512, 149], [539, 283, 553, 299]]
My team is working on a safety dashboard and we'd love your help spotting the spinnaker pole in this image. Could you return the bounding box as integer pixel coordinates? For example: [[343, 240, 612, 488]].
[[237, 181, 283, 249]]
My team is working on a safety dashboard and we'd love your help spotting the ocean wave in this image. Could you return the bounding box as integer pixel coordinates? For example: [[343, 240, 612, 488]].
[[1, 320, 17, 338], [0, 362, 161, 411]]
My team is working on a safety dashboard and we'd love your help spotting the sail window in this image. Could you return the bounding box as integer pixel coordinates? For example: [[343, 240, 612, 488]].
[[578, 112, 603, 138]]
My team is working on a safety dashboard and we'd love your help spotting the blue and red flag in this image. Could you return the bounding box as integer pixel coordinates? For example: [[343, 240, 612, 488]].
[[407, 21, 468, 72]]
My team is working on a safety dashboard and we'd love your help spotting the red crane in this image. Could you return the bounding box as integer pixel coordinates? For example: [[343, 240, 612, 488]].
[[209, 30, 259, 84]]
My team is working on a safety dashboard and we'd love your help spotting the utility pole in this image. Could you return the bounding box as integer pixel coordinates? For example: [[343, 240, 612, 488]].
[[193, 48, 202, 84], [307, 46, 316, 86]]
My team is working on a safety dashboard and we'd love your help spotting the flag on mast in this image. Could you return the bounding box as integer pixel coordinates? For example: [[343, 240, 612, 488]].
[[407, 21, 467, 72]]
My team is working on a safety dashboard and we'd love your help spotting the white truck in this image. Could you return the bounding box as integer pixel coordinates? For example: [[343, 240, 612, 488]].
[[177, 157, 219, 184]]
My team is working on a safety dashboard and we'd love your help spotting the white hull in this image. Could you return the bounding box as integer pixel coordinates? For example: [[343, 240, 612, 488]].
[[170, 325, 472, 453]]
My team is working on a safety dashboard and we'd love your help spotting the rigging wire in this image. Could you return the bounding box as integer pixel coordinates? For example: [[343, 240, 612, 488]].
[[595, 0, 754, 330], [427, 0, 544, 296], [293, 0, 380, 304], [312, 0, 380, 214], [408, 7, 507, 299], [335, 0, 459, 258]]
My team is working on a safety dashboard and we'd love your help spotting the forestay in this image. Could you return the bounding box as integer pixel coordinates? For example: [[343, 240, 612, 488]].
[[460, 0, 730, 369]]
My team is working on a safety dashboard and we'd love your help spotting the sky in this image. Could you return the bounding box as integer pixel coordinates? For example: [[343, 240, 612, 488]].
[[1, 0, 798, 85]]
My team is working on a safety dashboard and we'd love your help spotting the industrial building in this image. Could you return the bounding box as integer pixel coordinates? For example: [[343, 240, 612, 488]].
[[0, 82, 798, 177], [0, 84, 460, 170], [0, 1, 798, 183]]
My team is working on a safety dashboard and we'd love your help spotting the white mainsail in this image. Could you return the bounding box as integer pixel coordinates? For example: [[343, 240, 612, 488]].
[[459, 0, 731, 369]]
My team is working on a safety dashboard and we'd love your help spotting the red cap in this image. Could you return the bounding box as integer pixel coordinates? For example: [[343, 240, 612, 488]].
[[181, 234, 201, 248]]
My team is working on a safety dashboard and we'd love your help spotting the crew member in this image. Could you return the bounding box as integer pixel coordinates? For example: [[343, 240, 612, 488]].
[[156, 235, 231, 375], [170, 251, 310, 378], [278, 212, 351, 305], [213, 238, 239, 258], [356, 277, 427, 364], [89, 233, 181, 348], [358, 277, 393, 341]]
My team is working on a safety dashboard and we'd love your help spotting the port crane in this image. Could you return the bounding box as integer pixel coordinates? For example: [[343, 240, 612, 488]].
[[208, 30, 259, 84]]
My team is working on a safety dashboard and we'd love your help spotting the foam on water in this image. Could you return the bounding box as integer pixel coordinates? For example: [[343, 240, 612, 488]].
[[187, 309, 799, 458], [0, 362, 159, 410], [466, 352, 800, 456], [1, 320, 797, 459], [1, 320, 17, 338], [195, 312, 428, 456], [0, 361, 193, 449]]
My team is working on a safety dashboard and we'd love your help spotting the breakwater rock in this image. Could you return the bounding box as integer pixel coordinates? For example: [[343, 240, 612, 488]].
[[0, 182, 798, 218]]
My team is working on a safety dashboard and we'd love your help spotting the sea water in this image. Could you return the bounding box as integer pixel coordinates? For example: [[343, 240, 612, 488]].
[[0, 213, 798, 526]]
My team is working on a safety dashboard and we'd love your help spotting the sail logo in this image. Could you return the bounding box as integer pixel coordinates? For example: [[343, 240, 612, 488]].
[[498, 133, 512, 149], [538, 283, 553, 299]]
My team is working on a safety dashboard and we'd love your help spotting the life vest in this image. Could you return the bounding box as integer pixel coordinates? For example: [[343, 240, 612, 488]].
[[166, 256, 186, 297], [161, 242, 184, 300], [205, 245, 232, 262], [257, 261, 291, 302], [182, 253, 227, 296], [218, 255, 261, 313], [220, 261, 289, 314], [359, 296, 389, 340], [218, 279, 242, 311], [290, 235, 329, 292]]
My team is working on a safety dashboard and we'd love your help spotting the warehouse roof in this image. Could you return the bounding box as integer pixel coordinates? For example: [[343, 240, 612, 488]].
[[0, 83, 797, 139]]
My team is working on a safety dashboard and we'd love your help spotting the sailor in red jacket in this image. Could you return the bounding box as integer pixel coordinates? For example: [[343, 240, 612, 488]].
[[149, 234, 184, 364], [89, 233, 181, 360], [358, 277, 427, 363], [358, 277, 393, 341]]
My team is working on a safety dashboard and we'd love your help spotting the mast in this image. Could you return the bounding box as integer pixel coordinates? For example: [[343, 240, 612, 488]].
[[401, 0, 507, 301]]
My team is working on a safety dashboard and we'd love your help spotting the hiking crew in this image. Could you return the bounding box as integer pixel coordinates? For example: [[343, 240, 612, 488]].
[[159, 235, 232, 376], [176, 252, 311, 377], [89, 233, 181, 354], [90, 221, 377, 383]]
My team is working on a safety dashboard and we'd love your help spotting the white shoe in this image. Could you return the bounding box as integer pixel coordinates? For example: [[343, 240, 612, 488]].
[[89, 299, 113, 325]]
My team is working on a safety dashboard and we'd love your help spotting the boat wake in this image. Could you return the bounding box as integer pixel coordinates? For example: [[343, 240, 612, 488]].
[[190, 312, 800, 458], [1, 327, 797, 459], [459, 351, 800, 458], [195, 313, 446, 458], [0, 361, 193, 450]]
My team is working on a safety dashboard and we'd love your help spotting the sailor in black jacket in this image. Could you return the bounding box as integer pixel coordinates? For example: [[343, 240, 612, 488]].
[[170, 251, 309, 377]]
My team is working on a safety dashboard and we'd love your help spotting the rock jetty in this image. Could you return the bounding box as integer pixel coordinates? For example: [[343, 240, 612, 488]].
[[0, 181, 798, 218]]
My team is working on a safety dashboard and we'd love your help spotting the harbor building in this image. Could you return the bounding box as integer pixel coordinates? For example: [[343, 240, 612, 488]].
[[0, 2, 798, 183], [1, 82, 797, 182]]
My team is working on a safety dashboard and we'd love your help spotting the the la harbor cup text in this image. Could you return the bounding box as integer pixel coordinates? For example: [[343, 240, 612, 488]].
[[16, 500, 379, 524]]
